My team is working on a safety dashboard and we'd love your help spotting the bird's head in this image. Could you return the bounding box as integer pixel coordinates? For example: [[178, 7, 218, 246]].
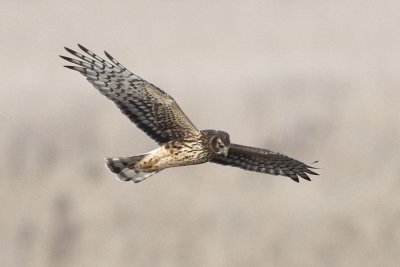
[[210, 131, 230, 156]]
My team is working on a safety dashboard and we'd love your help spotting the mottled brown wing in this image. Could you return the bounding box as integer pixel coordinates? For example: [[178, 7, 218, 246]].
[[60, 44, 199, 144], [211, 143, 318, 182]]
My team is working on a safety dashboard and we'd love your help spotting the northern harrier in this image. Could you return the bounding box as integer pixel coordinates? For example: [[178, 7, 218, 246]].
[[61, 45, 318, 183]]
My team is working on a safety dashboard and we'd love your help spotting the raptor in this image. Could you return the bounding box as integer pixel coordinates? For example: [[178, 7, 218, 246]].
[[61, 45, 318, 183]]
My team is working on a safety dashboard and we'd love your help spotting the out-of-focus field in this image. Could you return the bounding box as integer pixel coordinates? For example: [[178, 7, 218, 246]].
[[1, 1, 400, 266]]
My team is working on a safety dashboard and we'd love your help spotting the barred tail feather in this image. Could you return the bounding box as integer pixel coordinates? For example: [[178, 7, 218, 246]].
[[105, 155, 157, 183]]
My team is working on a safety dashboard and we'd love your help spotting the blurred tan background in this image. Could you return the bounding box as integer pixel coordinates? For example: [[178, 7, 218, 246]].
[[1, 0, 400, 266]]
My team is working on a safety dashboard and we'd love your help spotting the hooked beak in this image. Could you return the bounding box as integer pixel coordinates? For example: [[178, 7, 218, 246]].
[[223, 146, 229, 157]]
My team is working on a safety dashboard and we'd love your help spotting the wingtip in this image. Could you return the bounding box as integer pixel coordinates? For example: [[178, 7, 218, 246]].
[[290, 176, 300, 183], [305, 168, 319, 176], [77, 43, 89, 52], [308, 160, 319, 169], [64, 46, 76, 54], [63, 65, 84, 72], [104, 50, 113, 61], [59, 55, 70, 60]]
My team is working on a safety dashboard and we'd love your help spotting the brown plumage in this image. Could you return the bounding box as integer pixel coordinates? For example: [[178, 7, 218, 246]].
[[60, 44, 318, 183]]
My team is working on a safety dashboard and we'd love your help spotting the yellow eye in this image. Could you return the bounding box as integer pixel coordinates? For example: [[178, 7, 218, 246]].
[[218, 141, 224, 148]]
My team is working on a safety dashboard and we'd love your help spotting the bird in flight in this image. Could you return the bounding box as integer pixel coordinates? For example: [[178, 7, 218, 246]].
[[61, 45, 318, 183]]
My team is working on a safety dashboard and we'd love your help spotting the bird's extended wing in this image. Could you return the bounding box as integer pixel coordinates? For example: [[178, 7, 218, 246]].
[[60, 44, 199, 144], [211, 143, 318, 182]]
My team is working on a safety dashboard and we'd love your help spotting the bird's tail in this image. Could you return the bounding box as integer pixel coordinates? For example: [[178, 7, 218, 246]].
[[105, 154, 157, 183]]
